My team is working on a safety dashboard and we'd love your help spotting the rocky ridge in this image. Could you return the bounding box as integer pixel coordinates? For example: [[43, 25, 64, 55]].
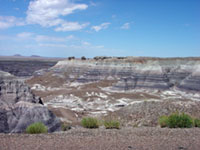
[[0, 71, 61, 133]]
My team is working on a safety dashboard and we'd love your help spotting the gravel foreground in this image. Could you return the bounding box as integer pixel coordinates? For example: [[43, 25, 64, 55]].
[[1, 127, 200, 150]]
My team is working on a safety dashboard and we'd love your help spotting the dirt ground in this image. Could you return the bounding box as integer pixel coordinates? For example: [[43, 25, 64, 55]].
[[1, 127, 200, 150]]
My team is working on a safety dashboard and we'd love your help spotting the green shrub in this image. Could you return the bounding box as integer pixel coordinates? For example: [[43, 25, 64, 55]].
[[167, 113, 193, 128], [81, 117, 99, 128], [194, 118, 200, 127], [26, 122, 48, 134], [104, 120, 120, 129], [158, 115, 169, 128]]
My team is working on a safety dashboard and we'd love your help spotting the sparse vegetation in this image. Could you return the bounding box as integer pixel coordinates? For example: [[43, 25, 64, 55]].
[[68, 56, 75, 60], [81, 56, 86, 60], [158, 115, 169, 128], [193, 118, 200, 127], [26, 122, 48, 134], [93, 56, 112, 60], [61, 123, 71, 131], [158, 112, 193, 128], [132, 123, 139, 128], [104, 120, 120, 129], [81, 117, 99, 128], [168, 113, 193, 128]]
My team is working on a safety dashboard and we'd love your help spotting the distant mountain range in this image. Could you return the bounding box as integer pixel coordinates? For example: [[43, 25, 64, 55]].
[[13, 54, 41, 58]]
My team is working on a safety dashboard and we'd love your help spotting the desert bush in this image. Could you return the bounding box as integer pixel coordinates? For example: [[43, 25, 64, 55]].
[[159, 113, 194, 128], [158, 115, 169, 128], [167, 113, 193, 128], [68, 56, 75, 60], [81, 117, 99, 128], [26, 122, 48, 134], [81, 56, 86, 60], [104, 120, 120, 129], [193, 118, 200, 127]]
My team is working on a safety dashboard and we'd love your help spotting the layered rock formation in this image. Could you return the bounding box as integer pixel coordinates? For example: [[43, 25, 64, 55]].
[[0, 71, 60, 133], [54, 57, 200, 92], [0, 71, 41, 105], [26, 57, 200, 126]]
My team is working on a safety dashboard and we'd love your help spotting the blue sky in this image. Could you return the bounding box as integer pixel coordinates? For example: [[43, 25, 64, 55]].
[[0, 0, 199, 58]]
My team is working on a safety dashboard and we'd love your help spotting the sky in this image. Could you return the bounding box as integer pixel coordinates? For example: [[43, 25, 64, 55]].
[[0, 0, 199, 58]]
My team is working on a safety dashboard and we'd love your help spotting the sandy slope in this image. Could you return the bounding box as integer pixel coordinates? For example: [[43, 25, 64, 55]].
[[1, 127, 200, 150]]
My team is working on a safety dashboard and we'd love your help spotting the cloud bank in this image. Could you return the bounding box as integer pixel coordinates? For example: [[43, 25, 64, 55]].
[[26, 0, 89, 31], [0, 0, 89, 32]]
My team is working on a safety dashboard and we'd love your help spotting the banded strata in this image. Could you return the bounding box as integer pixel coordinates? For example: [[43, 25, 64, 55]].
[[26, 57, 200, 126]]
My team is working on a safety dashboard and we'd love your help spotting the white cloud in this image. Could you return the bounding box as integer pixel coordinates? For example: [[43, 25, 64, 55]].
[[55, 22, 89, 32], [26, 0, 88, 31], [82, 41, 91, 46], [121, 23, 130, 29], [36, 39, 104, 51], [6, 32, 75, 43], [91, 22, 110, 32], [17, 32, 34, 38], [0, 16, 25, 29], [35, 34, 74, 42], [0, 0, 89, 32], [39, 43, 68, 48], [95, 45, 104, 49]]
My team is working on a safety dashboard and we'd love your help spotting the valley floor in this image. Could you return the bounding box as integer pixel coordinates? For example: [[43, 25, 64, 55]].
[[0, 127, 200, 150]]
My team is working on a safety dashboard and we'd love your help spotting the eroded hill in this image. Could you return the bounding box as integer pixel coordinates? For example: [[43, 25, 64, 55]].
[[26, 57, 200, 126], [0, 71, 61, 133]]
